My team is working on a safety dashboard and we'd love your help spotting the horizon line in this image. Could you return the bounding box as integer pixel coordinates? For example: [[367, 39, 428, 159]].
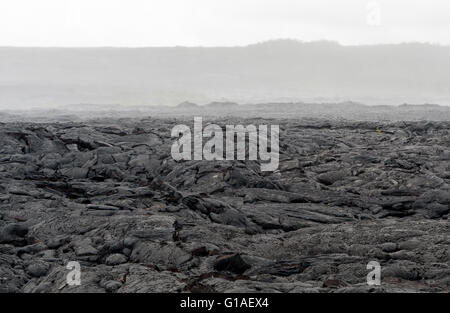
[[1, 39, 449, 49]]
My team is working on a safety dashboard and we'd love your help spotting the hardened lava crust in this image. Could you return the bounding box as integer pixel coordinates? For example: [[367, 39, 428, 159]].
[[0, 117, 449, 293]]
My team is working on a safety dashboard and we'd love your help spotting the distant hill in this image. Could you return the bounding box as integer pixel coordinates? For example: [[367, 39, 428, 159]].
[[177, 101, 198, 108], [1, 40, 450, 108]]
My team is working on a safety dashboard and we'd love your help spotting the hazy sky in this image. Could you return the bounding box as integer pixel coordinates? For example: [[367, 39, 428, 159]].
[[0, 0, 449, 47]]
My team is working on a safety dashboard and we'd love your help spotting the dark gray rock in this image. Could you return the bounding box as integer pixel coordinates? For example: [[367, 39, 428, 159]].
[[213, 253, 251, 274], [105, 254, 128, 265], [26, 262, 50, 278], [0, 224, 29, 245]]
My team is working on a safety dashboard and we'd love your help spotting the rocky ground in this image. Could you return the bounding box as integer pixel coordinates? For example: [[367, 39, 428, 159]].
[[0, 117, 449, 293]]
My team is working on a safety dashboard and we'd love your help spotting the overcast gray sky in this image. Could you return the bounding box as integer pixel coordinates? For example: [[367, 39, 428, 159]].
[[0, 0, 449, 47]]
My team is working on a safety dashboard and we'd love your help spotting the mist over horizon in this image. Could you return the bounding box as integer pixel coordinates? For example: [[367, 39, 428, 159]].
[[1, 39, 450, 109]]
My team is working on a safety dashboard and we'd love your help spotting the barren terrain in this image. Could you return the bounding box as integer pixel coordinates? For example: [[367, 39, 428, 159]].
[[0, 113, 449, 292]]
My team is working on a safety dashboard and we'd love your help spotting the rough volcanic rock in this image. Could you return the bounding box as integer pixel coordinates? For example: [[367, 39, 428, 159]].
[[0, 117, 448, 293]]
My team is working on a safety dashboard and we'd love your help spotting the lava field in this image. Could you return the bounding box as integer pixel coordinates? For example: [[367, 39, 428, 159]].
[[0, 117, 449, 292]]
